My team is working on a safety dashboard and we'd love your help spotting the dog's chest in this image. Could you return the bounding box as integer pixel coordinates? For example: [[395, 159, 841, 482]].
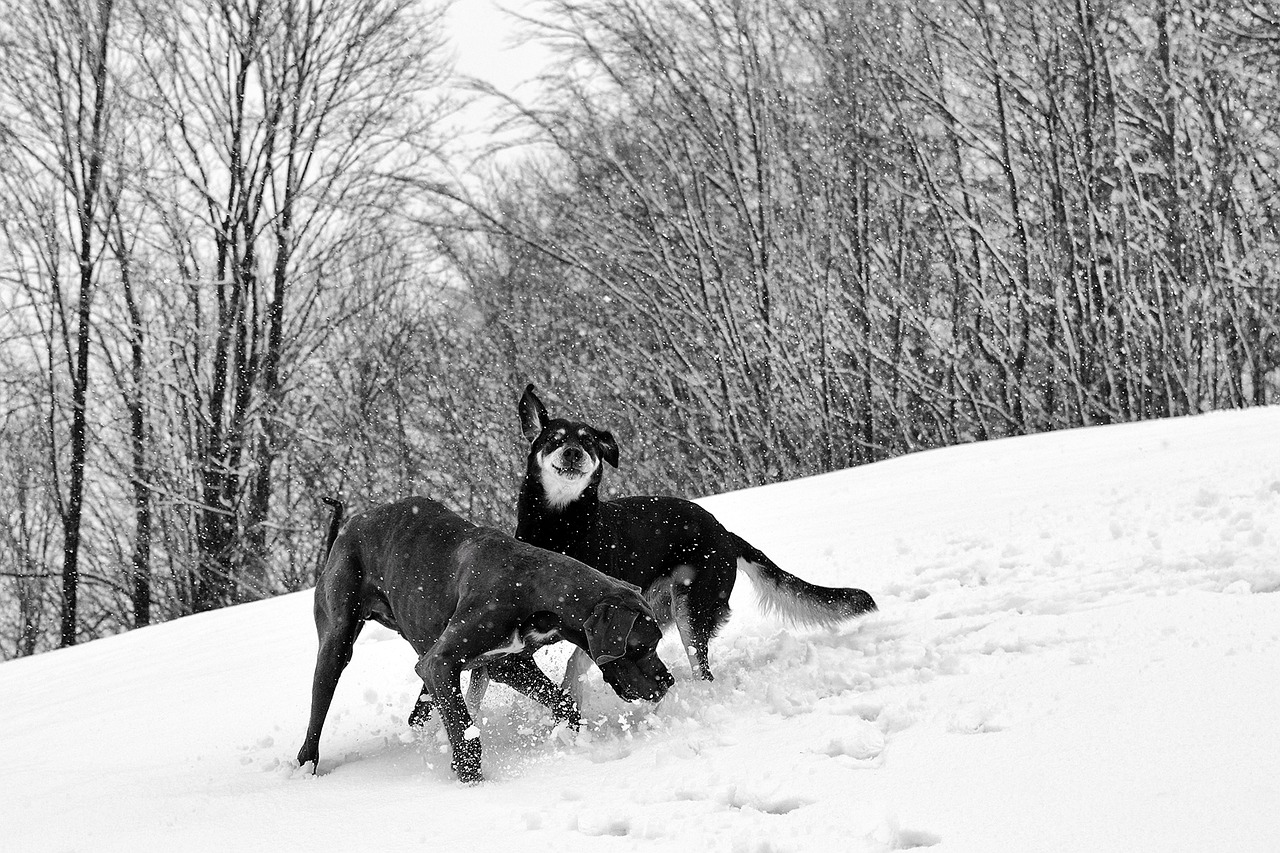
[[473, 624, 562, 665], [540, 471, 591, 510]]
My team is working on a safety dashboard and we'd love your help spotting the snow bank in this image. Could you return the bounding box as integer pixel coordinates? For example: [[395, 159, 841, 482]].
[[2, 408, 1278, 852]]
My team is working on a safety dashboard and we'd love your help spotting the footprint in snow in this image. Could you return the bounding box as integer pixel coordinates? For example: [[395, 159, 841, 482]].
[[820, 724, 885, 762], [717, 784, 813, 815], [898, 827, 943, 848], [948, 704, 1011, 734]]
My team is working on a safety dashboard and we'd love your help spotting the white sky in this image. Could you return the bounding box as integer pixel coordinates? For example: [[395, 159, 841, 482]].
[[438, 0, 557, 178], [446, 0, 551, 96]]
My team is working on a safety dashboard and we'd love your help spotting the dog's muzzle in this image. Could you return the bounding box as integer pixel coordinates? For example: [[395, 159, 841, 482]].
[[550, 445, 590, 478], [599, 651, 674, 702]]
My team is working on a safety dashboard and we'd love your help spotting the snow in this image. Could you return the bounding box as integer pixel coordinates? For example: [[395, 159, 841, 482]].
[[3, 407, 1280, 852]]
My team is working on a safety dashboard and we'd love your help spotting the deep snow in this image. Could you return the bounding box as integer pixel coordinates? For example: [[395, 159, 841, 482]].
[[3, 407, 1279, 852]]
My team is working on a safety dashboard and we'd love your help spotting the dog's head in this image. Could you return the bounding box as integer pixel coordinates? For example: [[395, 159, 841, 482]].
[[582, 592, 673, 703], [519, 385, 618, 510]]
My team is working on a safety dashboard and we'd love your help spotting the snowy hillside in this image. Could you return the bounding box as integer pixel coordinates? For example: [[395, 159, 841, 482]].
[[3, 408, 1279, 852]]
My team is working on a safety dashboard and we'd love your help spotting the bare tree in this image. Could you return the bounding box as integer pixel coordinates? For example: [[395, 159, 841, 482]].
[[4, 0, 1277, 657], [0, 0, 120, 645], [132, 0, 451, 610], [456, 0, 1279, 502]]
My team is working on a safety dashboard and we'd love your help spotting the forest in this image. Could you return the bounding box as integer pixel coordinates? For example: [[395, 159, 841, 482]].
[[1, 0, 1277, 657]]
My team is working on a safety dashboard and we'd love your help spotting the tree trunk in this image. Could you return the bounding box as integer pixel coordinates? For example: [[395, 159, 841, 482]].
[[60, 0, 116, 647]]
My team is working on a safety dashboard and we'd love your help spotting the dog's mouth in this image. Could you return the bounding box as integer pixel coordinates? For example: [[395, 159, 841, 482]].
[[551, 462, 587, 478], [600, 653, 674, 703]]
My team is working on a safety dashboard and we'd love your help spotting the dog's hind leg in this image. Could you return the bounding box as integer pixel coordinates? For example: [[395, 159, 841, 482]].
[[670, 565, 712, 680], [297, 557, 363, 770], [297, 623, 361, 769], [487, 653, 580, 730], [679, 557, 737, 682]]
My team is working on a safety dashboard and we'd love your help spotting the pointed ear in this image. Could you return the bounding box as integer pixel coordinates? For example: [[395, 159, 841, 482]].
[[583, 602, 638, 665], [597, 430, 619, 468], [519, 384, 549, 443]]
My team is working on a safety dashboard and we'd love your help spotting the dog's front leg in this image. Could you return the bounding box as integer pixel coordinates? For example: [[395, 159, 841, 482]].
[[408, 666, 486, 728], [488, 653, 580, 730], [561, 646, 593, 706], [416, 624, 491, 784], [407, 684, 434, 727]]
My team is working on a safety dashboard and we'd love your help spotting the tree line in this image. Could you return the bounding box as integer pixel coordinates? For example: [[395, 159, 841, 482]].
[[2, 0, 1277, 657]]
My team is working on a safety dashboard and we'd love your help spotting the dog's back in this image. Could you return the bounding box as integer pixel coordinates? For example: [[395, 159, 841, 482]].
[[301, 493, 673, 781], [589, 496, 732, 586], [317, 498, 473, 652]]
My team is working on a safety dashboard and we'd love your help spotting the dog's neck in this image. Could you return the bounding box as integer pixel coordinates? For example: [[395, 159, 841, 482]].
[[539, 466, 591, 511], [516, 465, 602, 550]]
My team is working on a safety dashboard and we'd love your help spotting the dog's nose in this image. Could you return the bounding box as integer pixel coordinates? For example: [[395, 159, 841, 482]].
[[561, 446, 584, 466]]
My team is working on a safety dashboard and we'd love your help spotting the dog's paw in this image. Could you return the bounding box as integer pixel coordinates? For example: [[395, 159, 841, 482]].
[[295, 748, 319, 771], [407, 702, 433, 728], [549, 719, 578, 746], [453, 763, 483, 785], [552, 697, 583, 732], [295, 760, 323, 779], [451, 739, 483, 784]]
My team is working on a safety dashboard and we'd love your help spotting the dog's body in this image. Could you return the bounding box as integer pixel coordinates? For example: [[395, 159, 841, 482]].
[[297, 496, 673, 783], [516, 385, 877, 684]]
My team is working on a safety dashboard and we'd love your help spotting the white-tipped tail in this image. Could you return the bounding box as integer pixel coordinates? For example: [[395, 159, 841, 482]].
[[737, 551, 877, 629]]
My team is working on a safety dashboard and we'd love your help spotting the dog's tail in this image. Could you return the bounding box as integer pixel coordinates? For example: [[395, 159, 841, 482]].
[[733, 534, 876, 628], [321, 497, 345, 562]]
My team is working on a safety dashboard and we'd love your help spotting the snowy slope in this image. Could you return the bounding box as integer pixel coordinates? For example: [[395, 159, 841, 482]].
[[3, 408, 1279, 852]]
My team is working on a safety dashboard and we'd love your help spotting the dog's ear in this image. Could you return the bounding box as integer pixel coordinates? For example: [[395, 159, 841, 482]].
[[583, 601, 639, 665], [597, 429, 619, 468], [519, 384, 549, 443]]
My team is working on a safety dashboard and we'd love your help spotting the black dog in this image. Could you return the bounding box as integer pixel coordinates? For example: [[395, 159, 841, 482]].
[[516, 385, 876, 688], [297, 496, 673, 783]]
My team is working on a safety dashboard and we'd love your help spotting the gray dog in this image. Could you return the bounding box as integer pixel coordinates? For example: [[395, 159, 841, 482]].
[[297, 497, 674, 783]]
